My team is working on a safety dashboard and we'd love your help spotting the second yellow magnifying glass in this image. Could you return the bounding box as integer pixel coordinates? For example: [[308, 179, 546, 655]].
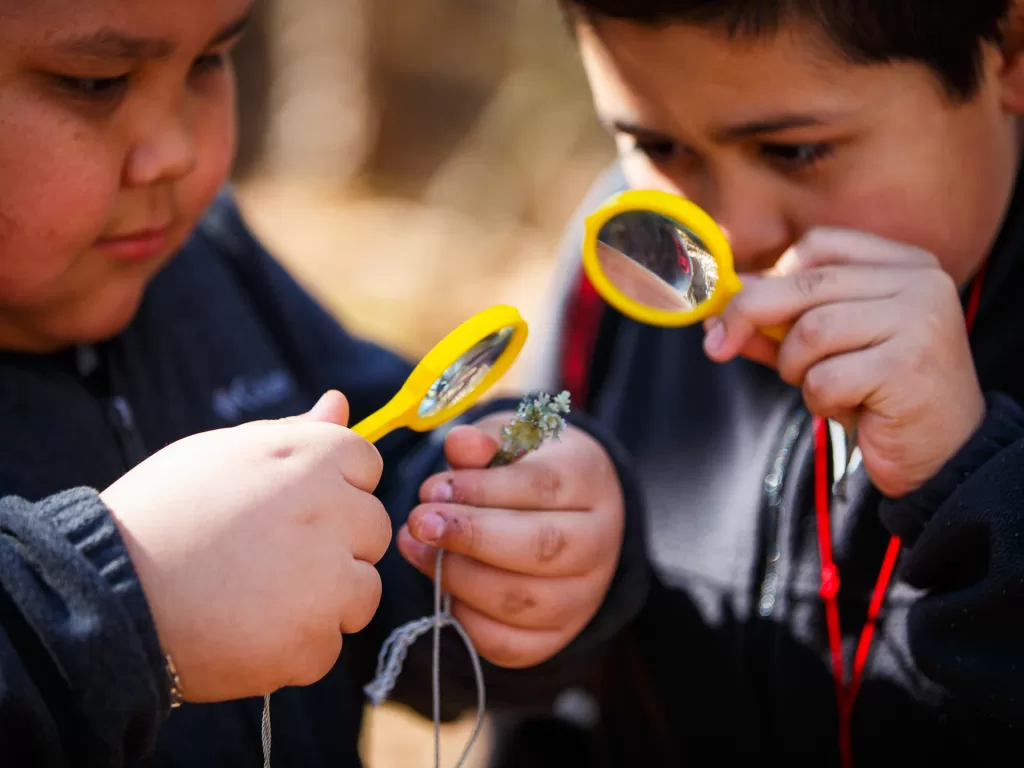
[[351, 304, 528, 444], [582, 189, 788, 341]]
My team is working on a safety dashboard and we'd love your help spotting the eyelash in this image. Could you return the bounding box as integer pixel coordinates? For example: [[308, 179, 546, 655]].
[[760, 141, 834, 171], [630, 137, 834, 173], [633, 138, 687, 163], [53, 52, 227, 102]]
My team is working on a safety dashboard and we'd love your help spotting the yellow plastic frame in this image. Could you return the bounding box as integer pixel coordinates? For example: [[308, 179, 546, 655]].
[[351, 304, 528, 444], [582, 189, 786, 341]]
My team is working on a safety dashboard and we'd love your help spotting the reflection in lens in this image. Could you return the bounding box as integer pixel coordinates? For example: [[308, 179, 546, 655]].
[[597, 211, 718, 312], [418, 326, 515, 418]]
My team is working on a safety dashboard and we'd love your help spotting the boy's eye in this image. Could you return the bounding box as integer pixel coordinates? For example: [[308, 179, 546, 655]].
[[760, 141, 834, 170], [191, 52, 228, 76], [53, 74, 128, 100], [633, 138, 687, 163]]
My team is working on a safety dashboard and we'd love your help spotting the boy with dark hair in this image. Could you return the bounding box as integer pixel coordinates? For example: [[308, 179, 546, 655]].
[[493, 0, 1024, 764]]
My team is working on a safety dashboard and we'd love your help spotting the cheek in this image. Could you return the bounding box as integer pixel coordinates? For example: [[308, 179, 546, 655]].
[[797, 115, 1017, 283], [0, 99, 121, 304], [176, 79, 237, 241]]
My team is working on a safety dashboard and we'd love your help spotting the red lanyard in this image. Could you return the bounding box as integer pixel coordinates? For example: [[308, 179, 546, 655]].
[[817, 263, 988, 768]]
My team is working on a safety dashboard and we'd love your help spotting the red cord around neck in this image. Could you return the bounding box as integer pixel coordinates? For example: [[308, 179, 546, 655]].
[[817, 263, 987, 768]]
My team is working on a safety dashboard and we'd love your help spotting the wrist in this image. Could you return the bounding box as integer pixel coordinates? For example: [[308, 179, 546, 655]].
[[100, 486, 185, 704], [881, 391, 1024, 545]]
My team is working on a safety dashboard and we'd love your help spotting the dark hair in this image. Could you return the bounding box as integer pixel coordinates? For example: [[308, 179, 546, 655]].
[[562, 0, 1012, 100]]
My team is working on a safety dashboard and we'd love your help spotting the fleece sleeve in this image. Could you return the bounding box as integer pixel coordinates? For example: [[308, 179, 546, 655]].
[[879, 391, 1024, 727], [0, 489, 168, 768]]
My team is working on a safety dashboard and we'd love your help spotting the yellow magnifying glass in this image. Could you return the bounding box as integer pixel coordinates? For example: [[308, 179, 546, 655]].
[[582, 189, 788, 341], [351, 304, 528, 444]]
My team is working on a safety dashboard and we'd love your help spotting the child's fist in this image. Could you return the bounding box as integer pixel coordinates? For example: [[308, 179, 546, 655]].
[[704, 228, 986, 497], [399, 415, 625, 668], [100, 391, 392, 702]]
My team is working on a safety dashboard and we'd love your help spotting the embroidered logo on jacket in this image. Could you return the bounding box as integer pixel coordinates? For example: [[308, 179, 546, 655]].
[[213, 371, 295, 421]]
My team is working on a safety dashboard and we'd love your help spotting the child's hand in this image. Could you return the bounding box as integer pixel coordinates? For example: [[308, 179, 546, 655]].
[[100, 391, 391, 703], [398, 415, 625, 669], [703, 228, 985, 497]]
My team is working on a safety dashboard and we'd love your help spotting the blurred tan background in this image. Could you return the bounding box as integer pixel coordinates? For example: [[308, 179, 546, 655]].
[[229, 1, 612, 765]]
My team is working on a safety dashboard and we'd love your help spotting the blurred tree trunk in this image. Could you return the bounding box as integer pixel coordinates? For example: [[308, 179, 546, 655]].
[[262, 0, 375, 188], [364, 0, 516, 196], [231, 0, 270, 180], [231, 0, 605, 201]]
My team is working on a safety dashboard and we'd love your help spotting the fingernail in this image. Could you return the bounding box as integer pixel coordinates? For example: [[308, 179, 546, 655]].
[[427, 479, 453, 503], [704, 322, 725, 353], [417, 512, 447, 544]]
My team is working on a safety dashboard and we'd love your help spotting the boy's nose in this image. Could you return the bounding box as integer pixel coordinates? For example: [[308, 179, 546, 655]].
[[698, 179, 793, 273], [124, 115, 197, 189]]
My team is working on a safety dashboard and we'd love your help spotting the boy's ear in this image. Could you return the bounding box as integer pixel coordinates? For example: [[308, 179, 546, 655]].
[[1000, 0, 1024, 112]]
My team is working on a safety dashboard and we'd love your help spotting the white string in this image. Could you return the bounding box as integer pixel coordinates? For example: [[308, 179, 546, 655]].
[[261, 694, 271, 768], [365, 550, 487, 768], [261, 550, 486, 768]]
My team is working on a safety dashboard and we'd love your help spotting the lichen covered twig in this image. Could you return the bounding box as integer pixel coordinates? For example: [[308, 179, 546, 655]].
[[488, 391, 571, 467]]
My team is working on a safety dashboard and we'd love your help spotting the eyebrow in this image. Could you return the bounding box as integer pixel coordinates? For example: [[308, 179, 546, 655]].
[[609, 120, 676, 143], [711, 114, 831, 141], [51, 7, 252, 61], [609, 113, 838, 145]]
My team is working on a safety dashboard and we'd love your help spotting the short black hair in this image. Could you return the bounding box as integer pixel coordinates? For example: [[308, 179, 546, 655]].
[[562, 0, 1012, 101]]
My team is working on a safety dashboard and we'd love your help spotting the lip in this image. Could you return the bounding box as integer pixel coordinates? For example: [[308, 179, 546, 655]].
[[94, 227, 171, 264]]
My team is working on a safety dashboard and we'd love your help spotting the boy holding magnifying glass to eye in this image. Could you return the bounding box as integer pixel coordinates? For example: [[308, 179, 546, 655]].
[[477, 1, 1024, 766]]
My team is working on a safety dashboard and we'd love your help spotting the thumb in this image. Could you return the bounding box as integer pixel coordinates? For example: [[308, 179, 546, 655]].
[[294, 390, 351, 427], [444, 424, 501, 470]]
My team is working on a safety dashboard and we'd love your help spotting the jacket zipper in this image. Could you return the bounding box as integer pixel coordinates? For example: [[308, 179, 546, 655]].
[[755, 404, 808, 617], [76, 345, 149, 470]]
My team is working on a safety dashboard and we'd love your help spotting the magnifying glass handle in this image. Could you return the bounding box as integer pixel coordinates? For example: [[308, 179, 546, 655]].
[[761, 324, 790, 343], [351, 407, 402, 445]]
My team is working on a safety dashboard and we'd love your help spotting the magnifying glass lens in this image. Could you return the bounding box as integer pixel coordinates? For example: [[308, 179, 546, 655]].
[[596, 211, 718, 313], [418, 326, 516, 418]]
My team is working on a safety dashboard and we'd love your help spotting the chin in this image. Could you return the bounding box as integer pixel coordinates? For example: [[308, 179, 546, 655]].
[[51, 283, 149, 348]]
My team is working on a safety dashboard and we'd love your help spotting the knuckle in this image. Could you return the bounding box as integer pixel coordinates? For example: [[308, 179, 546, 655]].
[[335, 430, 384, 489], [446, 476, 473, 506], [445, 511, 481, 554], [793, 272, 820, 299], [533, 522, 569, 565], [549, 598, 584, 632], [292, 495, 325, 528], [339, 563, 383, 634], [358, 442, 385, 489], [477, 634, 522, 669], [803, 364, 835, 408], [794, 307, 829, 351], [906, 340, 932, 378], [912, 245, 939, 266], [291, 632, 343, 688], [796, 228, 832, 262], [368, 500, 393, 562], [531, 464, 564, 507], [500, 586, 539, 617], [793, 268, 830, 299], [352, 571, 383, 632]]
